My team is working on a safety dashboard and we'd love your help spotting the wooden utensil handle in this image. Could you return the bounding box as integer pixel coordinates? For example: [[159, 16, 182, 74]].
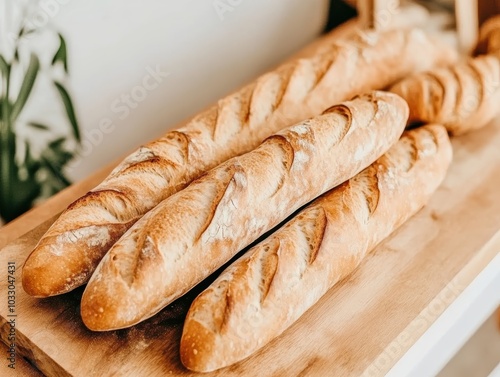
[[358, 0, 400, 30], [455, 0, 479, 53]]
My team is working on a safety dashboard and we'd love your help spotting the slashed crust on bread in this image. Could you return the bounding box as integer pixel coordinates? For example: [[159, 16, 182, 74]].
[[80, 92, 408, 331], [180, 125, 453, 372]]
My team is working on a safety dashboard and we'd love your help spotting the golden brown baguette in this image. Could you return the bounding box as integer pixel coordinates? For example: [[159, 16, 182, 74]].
[[80, 91, 408, 331], [475, 15, 500, 56], [180, 124, 453, 372], [390, 55, 500, 136], [22, 28, 455, 298]]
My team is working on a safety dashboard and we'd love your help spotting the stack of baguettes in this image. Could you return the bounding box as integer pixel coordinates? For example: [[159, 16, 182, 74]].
[[21, 19, 500, 372]]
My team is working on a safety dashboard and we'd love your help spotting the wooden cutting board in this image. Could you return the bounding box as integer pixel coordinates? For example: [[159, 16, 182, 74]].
[[1, 117, 500, 376]]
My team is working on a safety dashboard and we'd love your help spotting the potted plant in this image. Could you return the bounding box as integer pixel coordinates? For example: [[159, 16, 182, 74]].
[[0, 3, 80, 224]]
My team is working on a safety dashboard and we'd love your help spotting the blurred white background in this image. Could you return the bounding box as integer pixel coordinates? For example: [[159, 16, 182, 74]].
[[1, 0, 329, 181]]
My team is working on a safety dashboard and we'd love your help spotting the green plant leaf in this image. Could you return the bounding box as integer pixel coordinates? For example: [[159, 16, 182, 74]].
[[45, 137, 75, 167], [53, 81, 81, 142], [23, 141, 40, 174], [10, 54, 40, 123], [0, 125, 39, 222], [40, 139, 74, 188], [47, 145, 72, 169], [0, 121, 15, 222], [51, 33, 68, 73], [0, 55, 9, 76], [41, 156, 72, 187], [49, 136, 67, 150], [28, 122, 50, 131]]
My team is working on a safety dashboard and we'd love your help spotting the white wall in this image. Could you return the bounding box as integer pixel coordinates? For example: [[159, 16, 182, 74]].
[[22, 0, 329, 181]]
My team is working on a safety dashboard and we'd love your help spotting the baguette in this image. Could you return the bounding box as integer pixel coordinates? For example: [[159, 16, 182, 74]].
[[390, 55, 500, 136], [80, 91, 409, 331], [22, 28, 455, 298], [180, 124, 453, 372], [475, 15, 500, 56]]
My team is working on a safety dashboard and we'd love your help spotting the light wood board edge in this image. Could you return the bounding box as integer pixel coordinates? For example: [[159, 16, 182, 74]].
[[361, 230, 500, 376]]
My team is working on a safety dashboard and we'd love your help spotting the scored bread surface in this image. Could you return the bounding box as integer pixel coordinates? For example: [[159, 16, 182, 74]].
[[390, 54, 500, 135], [475, 15, 500, 56], [80, 91, 408, 331], [180, 125, 453, 372]]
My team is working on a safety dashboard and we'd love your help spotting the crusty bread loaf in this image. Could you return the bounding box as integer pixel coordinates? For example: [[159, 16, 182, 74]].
[[80, 91, 409, 331], [390, 55, 500, 136], [180, 124, 453, 372], [22, 28, 456, 298], [297, 1, 430, 59], [475, 15, 500, 56]]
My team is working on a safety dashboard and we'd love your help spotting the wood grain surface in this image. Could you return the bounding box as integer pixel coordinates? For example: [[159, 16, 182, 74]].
[[0, 118, 499, 376]]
